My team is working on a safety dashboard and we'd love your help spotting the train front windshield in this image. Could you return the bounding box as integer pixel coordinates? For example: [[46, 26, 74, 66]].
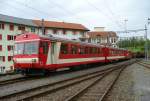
[[15, 42, 39, 55]]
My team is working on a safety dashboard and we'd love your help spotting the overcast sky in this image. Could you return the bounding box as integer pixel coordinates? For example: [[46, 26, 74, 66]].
[[0, 0, 150, 38]]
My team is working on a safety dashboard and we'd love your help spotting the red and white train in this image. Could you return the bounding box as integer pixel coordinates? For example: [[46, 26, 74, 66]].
[[13, 33, 132, 75]]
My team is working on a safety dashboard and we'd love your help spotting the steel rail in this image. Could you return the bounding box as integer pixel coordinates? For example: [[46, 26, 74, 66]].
[[0, 64, 123, 101], [64, 65, 127, 101], [0, 60, 135, 101], [137, 62, 150, 69], [98, 65, 126, 101], [0, 76, 43, 87], [18, 66, 120, 101]]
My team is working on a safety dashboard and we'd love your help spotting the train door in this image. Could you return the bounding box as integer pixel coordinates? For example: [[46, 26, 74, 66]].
[[51, 42, 55, 64], [46, 42, 57, 65], [103, 47, 109, 63], [39, 41, 49, 65]]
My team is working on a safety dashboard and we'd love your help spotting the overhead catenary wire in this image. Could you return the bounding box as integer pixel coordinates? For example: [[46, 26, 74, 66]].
[[86, 0, 124, 30], [0, 1, 41, 19], [104, 0, 124, 29], [47, 0, 92, 24], [12, 0, 92, 25], [13, 0, 62, 21], [0, 1, 47, 37]]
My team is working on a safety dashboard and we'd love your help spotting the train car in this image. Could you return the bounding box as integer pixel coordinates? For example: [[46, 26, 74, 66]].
[[13, 33, 131, 75], [106, 47, 130, 62]]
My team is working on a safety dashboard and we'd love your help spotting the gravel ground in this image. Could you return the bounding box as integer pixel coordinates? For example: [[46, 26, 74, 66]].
[[30, 75, 102, 101], [104, 62, 150, 101], [133, 63, 150, 101], [30, 69, 120, 101], [74, 69, 120, 101], [0, 60, 131, 97]]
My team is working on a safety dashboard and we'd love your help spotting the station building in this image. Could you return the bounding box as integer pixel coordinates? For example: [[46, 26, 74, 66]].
[[0, 14, 89, 74]]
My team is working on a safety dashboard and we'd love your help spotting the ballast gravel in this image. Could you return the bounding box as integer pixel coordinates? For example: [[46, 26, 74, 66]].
[[104, 62, 150, 101]]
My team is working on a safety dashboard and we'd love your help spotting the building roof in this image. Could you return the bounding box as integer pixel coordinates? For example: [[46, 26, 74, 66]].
[[33, 20, 89, 31], [87, 31, 117, 38], [0, 14, 37, 26], [0, 14, 89, 31]]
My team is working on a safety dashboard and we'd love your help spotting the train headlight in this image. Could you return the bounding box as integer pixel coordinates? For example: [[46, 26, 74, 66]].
[[32, 59, 36, 63]]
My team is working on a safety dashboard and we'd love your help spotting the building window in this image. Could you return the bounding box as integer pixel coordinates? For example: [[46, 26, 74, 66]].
[[73, 31, 77, 35], [14, 36, 16, 40], [18, 25, 25, 31], [8, 56, 13, 61], [114, 38, 116, 43], [7, 45, 14, 51], [0, 56, 5, 62], [0, 34, 2, 40], [53, 29, 57, 34], [0, 45, 2, 51], [0, 23, 4, 29], [9, 24, 14, 31], [63, 30, 66, 35], [7, 35, 14, 40], [31, 27, 35, 32]]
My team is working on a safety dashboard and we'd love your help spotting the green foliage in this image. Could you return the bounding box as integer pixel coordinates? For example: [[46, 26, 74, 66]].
[[117, 38, 150, 53]]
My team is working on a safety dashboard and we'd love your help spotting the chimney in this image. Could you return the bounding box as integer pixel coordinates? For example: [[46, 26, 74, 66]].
[[94, 27, 105, 31]]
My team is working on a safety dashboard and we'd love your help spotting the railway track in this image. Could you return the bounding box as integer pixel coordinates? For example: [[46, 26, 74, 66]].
[[0, 76, 42, 87], [21, 65, 128, 101], [137, 62, 150, 69], [0, 73, 17, 77], [0, 65, 126, 101], [0, 60, 135, 101], [64, 66, 125, 101]]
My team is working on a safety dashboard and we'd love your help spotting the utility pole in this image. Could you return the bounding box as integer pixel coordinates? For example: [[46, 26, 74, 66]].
[[41, 19, 45, 35], [145, 25, 148, 60], [124, 19, 128, 49], [145, 18, 150, 60], [124, 19, 128, 34]]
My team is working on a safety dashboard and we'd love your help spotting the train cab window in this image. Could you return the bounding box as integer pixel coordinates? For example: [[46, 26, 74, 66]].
[[60, 43, 68, 54], [71, 45, 78, 54], [40, 42, 48, 54]]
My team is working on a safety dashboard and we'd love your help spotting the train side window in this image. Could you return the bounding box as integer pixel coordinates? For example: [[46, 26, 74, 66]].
[[81, 47, 86, 54], [78, 46, 85, 54], [89, 47, 93, 54], [92, 47, 97, 54], [96, 48, 99, 54], [85, 47, 89, 54], [60, 43, 68, 54], [112, 50, 114, 54], [98, 48, 102, 54], [40, 42, 48, 54], [71, 45, 78, 54], [110, 50, 112, 54]]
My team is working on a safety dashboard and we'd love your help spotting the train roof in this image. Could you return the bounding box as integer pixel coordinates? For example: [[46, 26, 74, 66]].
[[15, 33, 128, 51]]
